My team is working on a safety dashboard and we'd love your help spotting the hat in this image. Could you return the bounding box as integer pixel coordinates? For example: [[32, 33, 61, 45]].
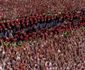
[[20, 36, 23, 39], [3, 36, 6, 39], [0, 26, 2, 29], [0, 21, 3, 24]]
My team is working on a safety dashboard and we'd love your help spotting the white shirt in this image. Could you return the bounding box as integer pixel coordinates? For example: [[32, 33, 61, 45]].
[[17, 56, 20, 60], [2, 51, 5, 55], [0, 66, 3, 70]]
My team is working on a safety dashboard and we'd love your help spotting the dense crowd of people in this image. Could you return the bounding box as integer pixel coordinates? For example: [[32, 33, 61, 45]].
[[0, 7, 85, 42], [0, 27, 85, 70], [0, 7, 85, 70], [0, 0, 85, 20]]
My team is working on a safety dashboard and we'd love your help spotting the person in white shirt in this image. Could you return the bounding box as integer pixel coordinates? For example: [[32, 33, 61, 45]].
[[0, 65, 4, 70]]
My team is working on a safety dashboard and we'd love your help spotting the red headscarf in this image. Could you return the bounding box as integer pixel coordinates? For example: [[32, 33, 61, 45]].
[[10, 20, 13, 24], [0, 21, 3, 24], [20, 36, 23, 39], [82, 22, 85, 26], [80, 16, 83, 21], [14, 38, 17, 41], [70, 10, 74, 14], [15, 34, 18, 37], [0, 26, 2, 29], [3, 36, 6, 39]]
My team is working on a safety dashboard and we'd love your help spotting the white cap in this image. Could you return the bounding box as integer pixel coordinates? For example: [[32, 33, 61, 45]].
[[49, 62, 52, 66], [58, 49, 61, 53]]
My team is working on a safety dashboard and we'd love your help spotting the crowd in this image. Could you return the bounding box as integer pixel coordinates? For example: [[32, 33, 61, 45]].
[[0, 27, 85, 70], [0, 7, 85, 70], [0, 0, 85, 20], [0, 7, 85, 42]]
